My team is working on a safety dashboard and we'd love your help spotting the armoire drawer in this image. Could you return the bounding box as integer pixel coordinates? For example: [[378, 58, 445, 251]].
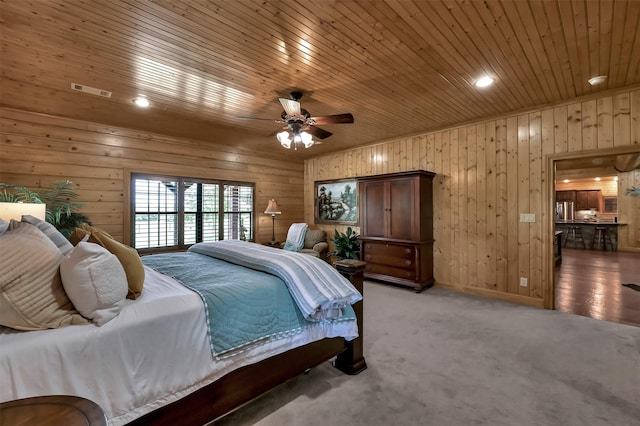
[[363, 253, 415, 269], [362, 242, 415, 259], [365, 263, 416, 280]]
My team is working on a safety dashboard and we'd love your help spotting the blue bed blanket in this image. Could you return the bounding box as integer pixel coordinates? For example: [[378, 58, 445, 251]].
[[141, 251, 357, 360], [188, 240, 362, 322]]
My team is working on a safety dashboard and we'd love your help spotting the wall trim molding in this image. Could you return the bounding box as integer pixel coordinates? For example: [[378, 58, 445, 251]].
[[435, 282, 545, 309]]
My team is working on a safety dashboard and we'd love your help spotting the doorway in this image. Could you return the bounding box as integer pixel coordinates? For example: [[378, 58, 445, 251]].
[[551, 148, 640, 327]]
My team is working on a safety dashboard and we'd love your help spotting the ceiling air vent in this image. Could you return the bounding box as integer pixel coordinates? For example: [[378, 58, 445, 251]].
[[70, 83, 112, 98]]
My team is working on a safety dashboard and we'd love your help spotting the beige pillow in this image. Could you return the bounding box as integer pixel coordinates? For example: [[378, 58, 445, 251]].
[[0, 222, 88, 330], [70, 224, 145, 299], [60, 241, 128, 326]]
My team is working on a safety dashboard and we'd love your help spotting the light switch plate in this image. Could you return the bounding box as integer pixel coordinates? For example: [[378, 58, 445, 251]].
[[519, 213, 535, 223]]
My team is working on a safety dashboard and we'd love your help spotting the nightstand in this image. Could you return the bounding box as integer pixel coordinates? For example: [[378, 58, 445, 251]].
[[0, 395, 107, 426]]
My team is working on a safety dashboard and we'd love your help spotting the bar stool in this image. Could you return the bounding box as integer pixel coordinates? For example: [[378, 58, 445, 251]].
[[563, 226, 586, 248], [594, 227, 614, 251]]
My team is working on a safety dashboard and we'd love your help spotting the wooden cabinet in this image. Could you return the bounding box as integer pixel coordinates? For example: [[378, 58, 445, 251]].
[[358, 171, 434, 292], [575, 190, 601, 210], [556, 190, 576, 203]]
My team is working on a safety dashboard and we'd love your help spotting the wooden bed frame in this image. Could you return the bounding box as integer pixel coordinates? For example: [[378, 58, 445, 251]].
[[129, 260, 367, 426]]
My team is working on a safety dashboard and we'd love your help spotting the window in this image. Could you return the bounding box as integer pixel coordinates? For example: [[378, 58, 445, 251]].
[[131, 174, 254, 251], [603, 196, 617, 213]]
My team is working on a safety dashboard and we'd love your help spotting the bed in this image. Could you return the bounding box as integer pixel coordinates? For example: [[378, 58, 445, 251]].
[[0, 222, 367, 426]]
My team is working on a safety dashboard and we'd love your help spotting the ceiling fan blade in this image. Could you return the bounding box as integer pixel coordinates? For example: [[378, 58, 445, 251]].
[[279, 98, 301, 117], [307, 125, 333, 139], [311, 113, 354, 125], [237, 116, 283, 122]]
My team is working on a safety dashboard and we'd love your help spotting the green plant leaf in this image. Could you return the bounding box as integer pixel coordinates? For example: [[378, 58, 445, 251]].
[[329, 226, 361, 260], [38, 180, 84, 227], [0, 184, 43, 203], [0, 181, 89, 233]]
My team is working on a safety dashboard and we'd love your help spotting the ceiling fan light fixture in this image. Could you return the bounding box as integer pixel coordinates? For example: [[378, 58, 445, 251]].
[[271, 91, 353, 148], [301, 131, 314, 148], [277, 131, 292, 149]]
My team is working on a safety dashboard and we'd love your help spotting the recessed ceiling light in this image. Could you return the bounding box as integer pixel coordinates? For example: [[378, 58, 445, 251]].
[[595, 177, 601, 182], [563, 179, 570, 183], [133, 97, 150, 107], [474, 76, 494, 88], [588, 75, 607, 86], [614, 176, 619, 181]]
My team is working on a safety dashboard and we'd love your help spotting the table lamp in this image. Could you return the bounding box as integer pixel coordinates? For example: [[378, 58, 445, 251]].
[[0, 202, 47, 221], [264, 199, 281, 245]]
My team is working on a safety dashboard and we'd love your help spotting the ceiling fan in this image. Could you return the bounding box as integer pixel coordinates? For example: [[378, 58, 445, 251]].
[[248, 91, 354, 149]]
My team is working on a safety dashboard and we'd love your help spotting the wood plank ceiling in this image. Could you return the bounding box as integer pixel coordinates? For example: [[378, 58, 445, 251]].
[[1, 0, 640, 159]]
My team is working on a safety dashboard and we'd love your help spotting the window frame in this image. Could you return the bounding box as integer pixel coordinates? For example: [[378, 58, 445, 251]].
[[603, 196, 618, 213], [128, 172, 255, 253]]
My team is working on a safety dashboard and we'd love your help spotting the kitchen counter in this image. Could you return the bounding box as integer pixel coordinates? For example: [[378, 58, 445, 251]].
[[555, 221, 625, 250], [555, 220, 625, 225]]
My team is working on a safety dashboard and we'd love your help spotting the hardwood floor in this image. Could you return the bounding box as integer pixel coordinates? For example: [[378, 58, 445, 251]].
[[555, 248, 640, 327]]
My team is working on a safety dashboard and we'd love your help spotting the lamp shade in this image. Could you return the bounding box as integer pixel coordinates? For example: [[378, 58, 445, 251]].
[[277, 131, 292, 149], [300, 131, 314, 148], [264, 199, 281, 215], [0, 202, 46, 221]]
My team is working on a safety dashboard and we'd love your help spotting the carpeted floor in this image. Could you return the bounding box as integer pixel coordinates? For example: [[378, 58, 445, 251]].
[[212, 281, 640, 426]]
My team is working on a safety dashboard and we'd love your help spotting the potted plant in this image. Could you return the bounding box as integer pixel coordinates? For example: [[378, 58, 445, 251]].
[[328, 226, 360, 260], [0, 181, 91, 237]]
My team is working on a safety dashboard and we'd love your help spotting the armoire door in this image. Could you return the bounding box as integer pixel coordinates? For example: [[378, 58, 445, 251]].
[[359, 180, 386, 237], [387, 177, 416, 240]]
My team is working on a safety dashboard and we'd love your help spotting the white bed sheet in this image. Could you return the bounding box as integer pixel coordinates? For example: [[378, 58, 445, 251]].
[[0, 266, 358, 425]]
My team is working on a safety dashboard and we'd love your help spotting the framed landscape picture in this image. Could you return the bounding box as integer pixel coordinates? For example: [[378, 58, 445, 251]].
[[314, 178, 358, 225]]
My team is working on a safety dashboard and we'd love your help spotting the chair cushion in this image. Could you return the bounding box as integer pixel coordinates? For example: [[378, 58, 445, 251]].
[[304, 229, 326, 249], [299, 248, 320, 257]]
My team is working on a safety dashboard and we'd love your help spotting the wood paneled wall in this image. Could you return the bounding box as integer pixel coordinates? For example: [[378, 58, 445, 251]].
[[0, 108, 305, 244], [305, 88, 640, 308]]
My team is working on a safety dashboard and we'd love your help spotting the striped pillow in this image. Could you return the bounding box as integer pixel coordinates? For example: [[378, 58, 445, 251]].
[[19, 214, 73, 255], [0, 222, 88, 330]]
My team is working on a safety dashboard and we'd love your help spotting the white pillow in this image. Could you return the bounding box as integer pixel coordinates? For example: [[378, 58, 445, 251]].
[[283, 223, 308, 251], [60, 241, 128, 326]]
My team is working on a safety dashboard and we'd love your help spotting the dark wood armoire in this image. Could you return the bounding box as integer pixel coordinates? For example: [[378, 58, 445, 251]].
[[358, 170, 435, 292]]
